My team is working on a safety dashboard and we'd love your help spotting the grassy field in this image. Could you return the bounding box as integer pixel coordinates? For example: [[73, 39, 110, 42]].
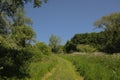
[[25, 54, 83, 80], [48, 56, 83, 80], [60, 53, 120, 80], [6, 53, 120, 80]]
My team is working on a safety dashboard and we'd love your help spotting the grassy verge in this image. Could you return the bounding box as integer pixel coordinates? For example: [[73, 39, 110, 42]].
[[25, 54, 58, 80], [60, 53, 120, 80]]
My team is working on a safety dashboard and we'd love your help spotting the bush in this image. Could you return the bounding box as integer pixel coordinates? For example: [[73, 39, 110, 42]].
[[35, 42, 51, 55], [0, 38, 52, 79], [76, 44, 97, 53], [64, 41, 77, 53], [0, 36, 33, 79], [56, 45, 64, 53]]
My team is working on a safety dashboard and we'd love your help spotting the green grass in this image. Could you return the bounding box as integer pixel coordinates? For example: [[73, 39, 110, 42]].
[[4, 54, 83, 80], [25, 54, 58, 80], [5, 53, 120, 80], [48, 56, 83, 80], [60, 54, 120, 80], [1, 55, 57, 80]]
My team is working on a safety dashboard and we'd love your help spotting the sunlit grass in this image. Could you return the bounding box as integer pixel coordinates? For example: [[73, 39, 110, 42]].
[[60, 53, 120, 80], [25, 55, 58, 80], [48, 57, 83, 80]]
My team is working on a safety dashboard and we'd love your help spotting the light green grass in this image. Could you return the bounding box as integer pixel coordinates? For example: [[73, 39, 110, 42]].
[[25, 55, 57, 80], [10, 54, 83, 80], [47, 56, 83, 80], [60, 54, 120, 80]]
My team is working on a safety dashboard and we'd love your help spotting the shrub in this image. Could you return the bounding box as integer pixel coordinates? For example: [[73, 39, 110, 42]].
[[56, 45, 64, 53], [64, 41, 77, 53], [0, 36, 33, 79], [76, 44, 97, 53], [35, 42, 51, 55]]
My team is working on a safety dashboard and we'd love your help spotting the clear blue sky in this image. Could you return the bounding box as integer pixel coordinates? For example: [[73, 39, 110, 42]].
[[25, 0, 120, 44]]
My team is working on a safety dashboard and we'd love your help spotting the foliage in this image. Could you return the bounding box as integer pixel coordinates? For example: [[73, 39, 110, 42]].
[[0, 0, 47, 16], [94, 12, 120, 31], [56, 45, 64, 53], [49, 34, 62, 53], [64, 40, 77, 53], [64, 12, 120, 54], [0, 36, 33, 78], [76, 44, 97, 53], [0, 25, 36, 78], [12, 26, 36, 47], [12, 7, 33, 27], [94, 12, 120, 53], [0, 0, 48, 79], [0, 0, 48, 34], [64, 32, 106, 53], [35, 42, 51, 55], [61, 54, 120, 80], [0, 36, 52, 79]]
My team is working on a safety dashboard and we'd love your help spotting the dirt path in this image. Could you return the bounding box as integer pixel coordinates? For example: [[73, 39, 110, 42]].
[[42, 57, 83, 80], [42, 67, 57, 80]]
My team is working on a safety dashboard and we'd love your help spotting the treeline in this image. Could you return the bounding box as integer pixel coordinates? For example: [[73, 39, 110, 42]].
[[0, 0, 49, 79], [64, 12, 120, 54]]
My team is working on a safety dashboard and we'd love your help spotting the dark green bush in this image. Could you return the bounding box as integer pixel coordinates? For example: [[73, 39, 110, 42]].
[[64, 31, 120, 54], [0, 36, 33, 79], [64, 41, 77, 53]]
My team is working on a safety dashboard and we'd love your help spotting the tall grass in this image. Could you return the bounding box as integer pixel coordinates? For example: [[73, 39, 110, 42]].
[[26, 54, 57, 80], [60, 54, 120, 80], [48, 57, 83, 80], [6, 55, 57, 80]]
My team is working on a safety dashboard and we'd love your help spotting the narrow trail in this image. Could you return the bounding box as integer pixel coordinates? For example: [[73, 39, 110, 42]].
[[42, 56, 83, 80], [42, 67, 56, 80]]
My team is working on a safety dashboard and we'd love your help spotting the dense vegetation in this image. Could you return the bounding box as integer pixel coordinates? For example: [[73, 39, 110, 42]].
[[64, 12, 120, 54], [60, 54, 120, 80], [64, 32, 104, 53], [0, 0, 50, 79], [49, 34, 63, 53], [0, 0, 120, 80], [26, 54, 57, 80]]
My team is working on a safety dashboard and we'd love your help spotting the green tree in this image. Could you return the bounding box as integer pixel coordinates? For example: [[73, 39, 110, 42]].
[[64, 32, 107, 53], [94, 12, 120, 31], [12, 7, 33, 27], [94, 12, 120, 53], [49, 34, 61, 53], [0, 0, 48, 78], [0, 0, 47, 16], [0, 0, 47, 34], [12, 26, 36, 47]]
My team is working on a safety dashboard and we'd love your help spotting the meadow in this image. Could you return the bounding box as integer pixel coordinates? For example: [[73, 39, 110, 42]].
[[60, 53, 120, 80]]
